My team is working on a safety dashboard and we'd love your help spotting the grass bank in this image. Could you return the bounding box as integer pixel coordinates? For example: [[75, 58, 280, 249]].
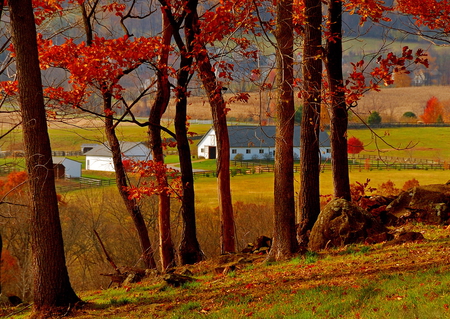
[[5, 224, 450, 319]]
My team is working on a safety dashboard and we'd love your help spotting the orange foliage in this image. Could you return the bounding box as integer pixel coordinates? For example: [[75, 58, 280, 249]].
[[402, 178, 420, 191], [0, 249, 19, 285], [420, 96, 444, 123], [123, 159, 182, 200], [376, 180, 400, 197], [0, 171, 28, 197]]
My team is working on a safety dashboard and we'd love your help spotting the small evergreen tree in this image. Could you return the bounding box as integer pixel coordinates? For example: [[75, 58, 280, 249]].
[[368, 111, 382, 125]]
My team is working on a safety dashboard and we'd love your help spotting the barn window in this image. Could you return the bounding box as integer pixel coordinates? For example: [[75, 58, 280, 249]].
[[200, 148, 204, 153], [259, 149, 264, 154], [246, 149, 251, 154], [232, 149, 237, 154]]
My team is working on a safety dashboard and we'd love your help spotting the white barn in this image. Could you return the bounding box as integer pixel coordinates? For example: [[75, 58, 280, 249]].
[[85, 141, 151, 172], [197, 126, 331, 161], [52, 157, 82, 178]]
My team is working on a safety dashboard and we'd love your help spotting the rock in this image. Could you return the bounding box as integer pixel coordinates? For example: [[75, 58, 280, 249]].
[[163, 273, 195, 287], [8, 295, 22, 306], [308, 198, 388, 251], [386, 185, 450, 224], [384, 231, 425, 246], [240, 236, 272, 254]]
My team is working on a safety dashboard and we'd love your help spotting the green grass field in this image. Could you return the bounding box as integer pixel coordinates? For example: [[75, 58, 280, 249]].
[[348, 126, 450, 161], [193, 169, 449, 208]]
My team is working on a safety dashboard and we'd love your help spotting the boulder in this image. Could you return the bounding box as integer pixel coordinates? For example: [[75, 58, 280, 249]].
[[386, 184, 450, 224], [308, 198, 388, 251]]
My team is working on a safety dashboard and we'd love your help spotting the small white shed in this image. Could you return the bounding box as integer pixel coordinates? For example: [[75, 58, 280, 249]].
[[52, 157, 82, 178], [85, 141, 151, 172]]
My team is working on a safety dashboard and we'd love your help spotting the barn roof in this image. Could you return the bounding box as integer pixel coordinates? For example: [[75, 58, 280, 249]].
[[200, 126, 330, 148], [84, 142, 148, 157], [52, 157, 82, 165]]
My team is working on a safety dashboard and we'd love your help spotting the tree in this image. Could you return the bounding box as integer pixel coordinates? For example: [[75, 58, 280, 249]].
[[188, 0, 236, 254], [268, 0, 297, 260], [8, 0, 80, 314], [298, 0, 323, 246], [39, 3, 160, 269], [420, 96, 443, 123], [347, 136, 364, 155], [159, 0, 204, 264], [326, 0, 351, 201], [367, 111, 382, 125], [79, 4, 157, 269], [148, 9, 176, 270]]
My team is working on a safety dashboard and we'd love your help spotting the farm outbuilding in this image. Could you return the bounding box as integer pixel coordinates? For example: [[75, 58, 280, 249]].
[[52, 157, 82, 178], [197, 125, 331, 161], [85, 141, 151, 172]]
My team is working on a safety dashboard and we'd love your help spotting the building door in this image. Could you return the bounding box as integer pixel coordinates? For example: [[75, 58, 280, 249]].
[[208, 146, 216, 159]]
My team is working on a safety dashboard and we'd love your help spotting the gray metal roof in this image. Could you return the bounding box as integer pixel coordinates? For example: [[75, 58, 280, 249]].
[[84, 141, 147, 157], [214, 125, 330, 148], [52, 157, 82, 165]]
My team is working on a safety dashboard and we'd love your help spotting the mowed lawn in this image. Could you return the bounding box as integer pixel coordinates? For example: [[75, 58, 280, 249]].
[[193, 169, 449, 208], [348, 126, 450, 161]]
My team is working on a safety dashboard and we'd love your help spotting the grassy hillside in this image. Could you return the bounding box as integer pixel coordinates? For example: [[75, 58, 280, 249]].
[[4, 223, 450, 318]]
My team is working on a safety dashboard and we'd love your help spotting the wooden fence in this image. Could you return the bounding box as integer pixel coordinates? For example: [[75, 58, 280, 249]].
[[56, 177, 116, 193]]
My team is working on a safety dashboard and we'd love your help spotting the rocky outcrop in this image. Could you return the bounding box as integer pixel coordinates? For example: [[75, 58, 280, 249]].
[[308, 198, 388, 251], [386, 184, 450, 224]]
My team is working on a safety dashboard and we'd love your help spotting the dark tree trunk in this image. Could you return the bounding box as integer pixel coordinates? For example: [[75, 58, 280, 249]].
[[148, 10, 176, 270], [326, 0, 351, 200], [103, 92, 157, 269], [174, 67, 203, 264], [298, 0, 323, 246], [9, 0, 80, 313], [194, 46, 235, 254], [268, 0, 297, 261], [173, 0, 203, 265]]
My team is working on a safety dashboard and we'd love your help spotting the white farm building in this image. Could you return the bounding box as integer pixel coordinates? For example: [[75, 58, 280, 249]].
[[197, 126, 331, 161], [85, 141, 151, 172], [52, 157, 82, 178]]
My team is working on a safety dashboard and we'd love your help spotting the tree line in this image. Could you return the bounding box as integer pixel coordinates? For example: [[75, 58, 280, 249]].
[[0, 0, 448, 316]]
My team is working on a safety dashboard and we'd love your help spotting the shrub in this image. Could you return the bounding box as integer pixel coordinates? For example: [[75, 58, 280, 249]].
[[403, 111, 416, 118], [233, 153, 244, 161], [367, 111, 382, 125]]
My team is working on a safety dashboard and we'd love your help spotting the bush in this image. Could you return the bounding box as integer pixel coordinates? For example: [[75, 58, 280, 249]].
[[233, 153, 244, 161], [367, 111, 382, 125], [403, 111, 416, 118]]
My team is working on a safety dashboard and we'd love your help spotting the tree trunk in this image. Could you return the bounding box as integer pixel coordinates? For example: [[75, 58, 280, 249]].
[[9, 0, 80, 313], [195, 48, 235, 254], [326, 0, 351, 200], [103, 92, 157, 269], [148, 9, 176, 270], [268, 0, 297, 261], [298, 0, 323, 246], [173, 0, 203, 264], [174, 70, 203, 264]]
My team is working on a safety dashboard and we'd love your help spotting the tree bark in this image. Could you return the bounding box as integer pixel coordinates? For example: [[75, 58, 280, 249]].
[[148, 9, 176, 270], [194, 43, 235, 253], [172, 0, 203, 264], [103, 92, 157, 269], [326, 0, 351, 200], [9, 0, 80, 313], [298, 0, 323, 246], [268, 0, 297, 261]]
